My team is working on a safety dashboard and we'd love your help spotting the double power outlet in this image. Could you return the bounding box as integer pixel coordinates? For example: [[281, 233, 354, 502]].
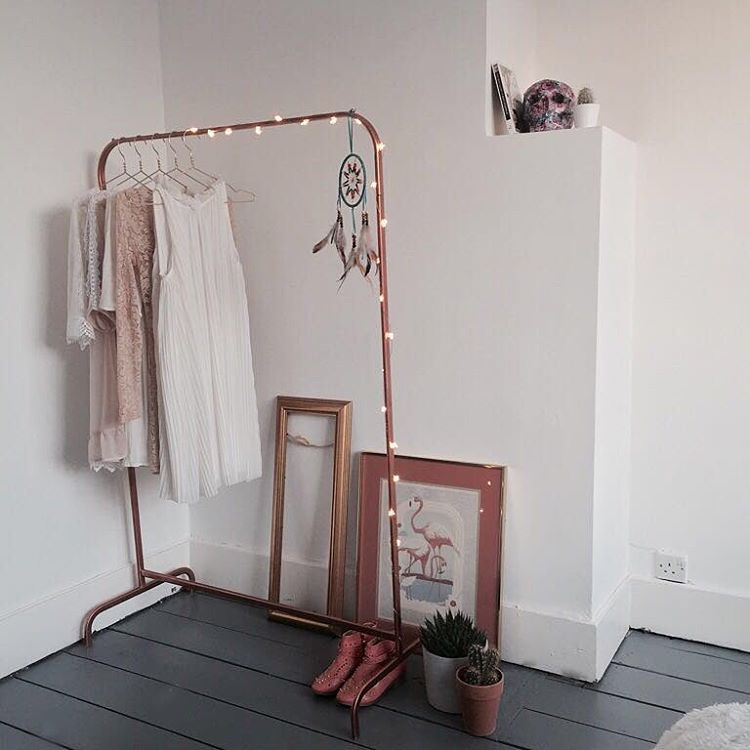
[[654, 551, 688, 583]]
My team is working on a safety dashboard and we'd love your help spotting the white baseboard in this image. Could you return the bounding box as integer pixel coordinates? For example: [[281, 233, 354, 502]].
[[631, 575, 750, 653], [190, 539, 331, 611], [501, 577, 630, 682], [194, 539, 630, 681], [0, 539, 190, 679]]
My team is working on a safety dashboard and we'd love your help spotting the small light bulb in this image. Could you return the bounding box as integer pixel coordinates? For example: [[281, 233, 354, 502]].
[[255, 126, 262, 135], [189, 127, 198, 133], [376, 257, 381, 264], [330, 116, 338, 124], [388, 509, 396, 517], [377, 142, 386, 151], [389, 441, 398, 449], [370, 181, 377, 189], [385, 331, 394, 340], [380, 219, 388, 228], [207, 129, 215, 138], [379, 294, 384, 302], [480, 507, 484, 513], [354, 118, 362, 125], [224, 127, 233, 135], [396, 538, 402, 546], [381, 406, 387, 413], [393, 475, 400, 483], [274, 114, 283, 122], [487, 481, 492, 486], [301, 118, 310, 126]]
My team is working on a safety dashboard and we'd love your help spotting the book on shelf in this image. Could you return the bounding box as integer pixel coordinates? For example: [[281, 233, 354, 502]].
[[491, 63, 523, 134]]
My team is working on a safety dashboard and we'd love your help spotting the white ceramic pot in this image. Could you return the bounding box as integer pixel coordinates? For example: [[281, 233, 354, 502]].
[[423, 649, 468, 713], [574, 103, 600, 128]]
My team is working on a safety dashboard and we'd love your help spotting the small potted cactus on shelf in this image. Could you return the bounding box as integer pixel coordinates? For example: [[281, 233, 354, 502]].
[[574, 86, 600, 128], [420, 610, 486, 713], [456, 644, 505, 736]]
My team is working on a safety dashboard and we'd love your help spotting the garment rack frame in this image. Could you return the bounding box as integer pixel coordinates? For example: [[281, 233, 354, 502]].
[[83, 109, 416, 739]]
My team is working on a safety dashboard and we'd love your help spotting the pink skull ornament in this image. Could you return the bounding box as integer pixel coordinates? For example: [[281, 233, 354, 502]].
[[523, 79, 575, 132]]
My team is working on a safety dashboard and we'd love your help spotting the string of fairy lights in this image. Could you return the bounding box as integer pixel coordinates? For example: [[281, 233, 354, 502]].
[[188, 113, 402, 508]]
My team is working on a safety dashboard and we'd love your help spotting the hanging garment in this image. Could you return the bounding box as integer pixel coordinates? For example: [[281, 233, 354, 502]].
[[98, 194, 150, 469], [66, 191, 95, 349], [152, 179, 262, 503], [67, 190, 127, 470], [114, 186, 160, 472]]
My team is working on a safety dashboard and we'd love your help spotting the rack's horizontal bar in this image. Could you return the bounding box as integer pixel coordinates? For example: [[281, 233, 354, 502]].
[[141, 569, 398, 640], [106, 109, 371, 147]]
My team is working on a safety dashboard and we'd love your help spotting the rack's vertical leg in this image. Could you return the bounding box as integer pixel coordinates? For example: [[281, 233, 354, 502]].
[[127, 467, 146, 586]]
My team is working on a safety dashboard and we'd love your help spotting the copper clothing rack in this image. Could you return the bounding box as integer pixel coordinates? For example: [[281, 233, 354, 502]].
[[83, 109, 417, 738]]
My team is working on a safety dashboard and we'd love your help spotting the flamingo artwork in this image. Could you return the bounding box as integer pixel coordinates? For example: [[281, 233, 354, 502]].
[[397, 536, 431, 576], [408, 496, 460, 578]]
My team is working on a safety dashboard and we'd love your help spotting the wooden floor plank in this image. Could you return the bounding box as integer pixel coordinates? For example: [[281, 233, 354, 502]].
[[0, 678, 209, 750], [504, 708, 654, 750], [626, 630, 750, 666], [614, 633, 750, 693], [519, 674, 679, 743], [69, 630, 515, 749], [589, 662, 750, 712], [113, 608, 318, 682], [20, 653, 361, 750], [156, 593, 322, 648], [0, 722, 68, 750]]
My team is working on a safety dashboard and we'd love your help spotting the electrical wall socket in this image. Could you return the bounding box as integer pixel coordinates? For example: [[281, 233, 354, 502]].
[[654, 551, 688, 583]]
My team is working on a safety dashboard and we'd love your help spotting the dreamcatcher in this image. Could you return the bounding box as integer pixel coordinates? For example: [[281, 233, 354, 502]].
[[312, 115, 378, 285]]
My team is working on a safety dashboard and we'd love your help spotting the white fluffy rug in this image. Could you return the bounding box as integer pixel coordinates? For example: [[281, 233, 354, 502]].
[[655, 703, 750, 749]]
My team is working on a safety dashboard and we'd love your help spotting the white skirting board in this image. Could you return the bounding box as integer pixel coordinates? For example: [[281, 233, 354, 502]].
[[0, 539, 190, 680], [500, 577, 631, 682], [630, 575, 750, 654], [192, 540, 631, 682]]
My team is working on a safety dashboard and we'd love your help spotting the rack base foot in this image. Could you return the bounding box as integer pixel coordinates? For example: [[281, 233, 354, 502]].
[[350, 636, 420, 739], [82, 565, 195, 647]]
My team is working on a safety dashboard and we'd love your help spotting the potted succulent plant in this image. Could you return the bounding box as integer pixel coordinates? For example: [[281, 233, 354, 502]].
[[420, 610, 486, 713], [456, 644, 505, 736], [574, 86, 600, 128]]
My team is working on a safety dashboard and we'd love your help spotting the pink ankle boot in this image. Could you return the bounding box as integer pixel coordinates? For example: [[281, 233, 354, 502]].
[[311, 630, 364, 695], [336, 638, 405, 706]]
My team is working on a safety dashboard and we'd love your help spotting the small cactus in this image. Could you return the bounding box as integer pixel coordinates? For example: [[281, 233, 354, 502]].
[[462, 644, 502, 686], [577, 87, 596, 104]]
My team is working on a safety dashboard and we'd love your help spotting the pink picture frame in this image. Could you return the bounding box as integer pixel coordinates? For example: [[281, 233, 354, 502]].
[[356, 453, 505, 646]]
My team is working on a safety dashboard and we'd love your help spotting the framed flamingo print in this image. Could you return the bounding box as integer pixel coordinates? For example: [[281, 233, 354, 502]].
[[356, 453, 505, 646]]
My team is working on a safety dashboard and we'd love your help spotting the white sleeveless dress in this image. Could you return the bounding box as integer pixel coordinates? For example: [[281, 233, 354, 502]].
[[152, 180, 262, 503]]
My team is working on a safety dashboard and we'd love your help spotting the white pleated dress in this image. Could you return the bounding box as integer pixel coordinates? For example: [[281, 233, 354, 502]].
[[152, 180, 262, 503]]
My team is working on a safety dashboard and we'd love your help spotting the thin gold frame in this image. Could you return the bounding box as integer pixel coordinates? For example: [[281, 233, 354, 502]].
[[268, 396, 352, 631]]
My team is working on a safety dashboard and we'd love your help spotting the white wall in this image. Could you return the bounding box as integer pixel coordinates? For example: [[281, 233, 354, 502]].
[[0, 0, 189, 678], [533, 0, 750, 651], [158, 0, 635, 679]]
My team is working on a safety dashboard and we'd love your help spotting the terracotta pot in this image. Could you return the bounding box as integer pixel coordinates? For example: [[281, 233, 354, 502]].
[[456, 666, 505, 737]]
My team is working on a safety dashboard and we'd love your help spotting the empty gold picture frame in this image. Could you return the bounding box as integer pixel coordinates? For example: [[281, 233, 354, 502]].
[[268, 396, 352, 631]]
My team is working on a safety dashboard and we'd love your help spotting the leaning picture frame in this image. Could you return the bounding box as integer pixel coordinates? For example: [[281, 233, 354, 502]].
[[268, 396, 352, 632], [356, 453, 505, 646]]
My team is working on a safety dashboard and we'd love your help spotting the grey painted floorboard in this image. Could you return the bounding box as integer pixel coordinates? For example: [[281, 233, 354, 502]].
[[21, 653, 361, 750], [67, 630, 513, 750], [0, 678, 210, 750], [614, 633, 750, 693], [117, 597, 667, 748], [0, 722, 67, 750], [504, 709, 653, 750], [588, 662, 750, 712], [626, 630, 750, 666], [6, 592, 750, 750]]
